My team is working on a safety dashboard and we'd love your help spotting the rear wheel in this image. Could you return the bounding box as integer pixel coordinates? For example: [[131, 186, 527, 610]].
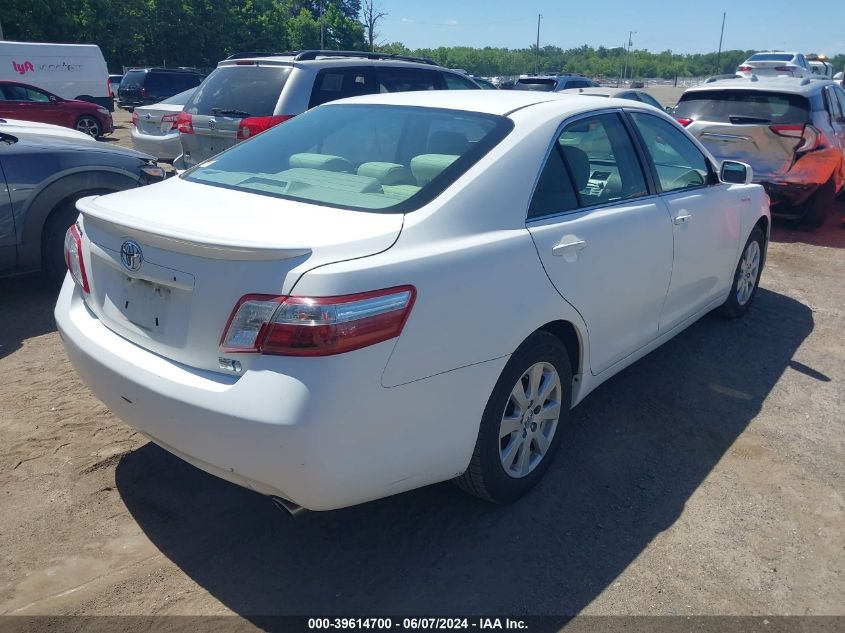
[[75, 115, 101, 138], [454, 331, 571, 504], [717, 226, 764, 319], [801, 178, 835, 229]]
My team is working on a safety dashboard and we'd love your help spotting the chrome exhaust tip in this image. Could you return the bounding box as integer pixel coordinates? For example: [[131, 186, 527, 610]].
[[271, 496, 307, 517]]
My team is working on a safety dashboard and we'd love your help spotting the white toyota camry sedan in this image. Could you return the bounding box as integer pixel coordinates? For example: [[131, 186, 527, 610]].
[[55, 90, 770, 513]]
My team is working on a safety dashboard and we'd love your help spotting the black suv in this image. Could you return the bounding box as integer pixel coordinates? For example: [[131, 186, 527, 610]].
[[117, 68, 204, 111]]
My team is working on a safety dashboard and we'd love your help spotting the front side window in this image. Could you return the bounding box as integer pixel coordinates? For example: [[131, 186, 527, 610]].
[[1, 84, 49, 102], [185, 104, 513, 212], [309, 67, 375, 108], [630, 112, 711, 192], [528, 112, 648, 218]]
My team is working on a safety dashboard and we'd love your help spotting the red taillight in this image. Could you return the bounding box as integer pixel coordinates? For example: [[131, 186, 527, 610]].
[[107, 79, 113, 98], [770, 123, 821, 152], [161, 112, 178, 130], [176, 111, 193, 134], [236, 115, 293, 140], [63, 224, 89, 294], [676, 117, 693, 127], [131, 111, 138, 127], [738, 65, 752, 72], [220, 286, 416, 356]]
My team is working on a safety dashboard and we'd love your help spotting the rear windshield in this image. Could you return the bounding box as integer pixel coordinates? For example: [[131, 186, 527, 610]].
[[674, 90, 810, 124], [184, 104, 513, 213], [748, 53, 794, 62], [514, 79, 557, 91], [161, 88, 196, 105], [184, 65, 291, 116], [120, 70, 146, 87]]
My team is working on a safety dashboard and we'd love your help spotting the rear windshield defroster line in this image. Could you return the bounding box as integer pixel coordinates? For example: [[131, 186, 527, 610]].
[[183, 104, 514, 214]]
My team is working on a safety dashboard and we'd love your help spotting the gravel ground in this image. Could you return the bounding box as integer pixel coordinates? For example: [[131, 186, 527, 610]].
[[0, 103, 843, 622]]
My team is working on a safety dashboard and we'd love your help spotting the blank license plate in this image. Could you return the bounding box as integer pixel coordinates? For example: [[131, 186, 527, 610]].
[[119, 277, 170, 332]]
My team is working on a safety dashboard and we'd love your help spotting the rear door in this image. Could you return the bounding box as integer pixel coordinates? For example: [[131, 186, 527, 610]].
[[628, 111, 741, 330], [180, 64, 292, 167], [678, 89, 811, 180], [526, 111, 673, 375]]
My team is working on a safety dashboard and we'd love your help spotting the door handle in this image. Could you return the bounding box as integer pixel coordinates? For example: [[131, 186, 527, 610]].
[[673, 212, 692, 225], [552, 236, 587, 260]]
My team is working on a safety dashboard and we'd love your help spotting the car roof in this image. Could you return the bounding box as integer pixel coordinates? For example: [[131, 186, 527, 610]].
[[319, 89, 639, 117], [684, 76, 835, 96], [217, 56, 453, 72], [517, 75, 586, 80], [559, 87, 634, 97], [747, 51, 799, 57]]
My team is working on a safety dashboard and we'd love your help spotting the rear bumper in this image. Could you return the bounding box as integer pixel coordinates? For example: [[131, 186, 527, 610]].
[[757, 147, 843, 212], [55, 279, 502, 510], [130, 128, 181, 161]]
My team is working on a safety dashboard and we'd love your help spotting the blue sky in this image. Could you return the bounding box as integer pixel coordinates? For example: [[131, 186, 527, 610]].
[[378, 0, 843, 56]]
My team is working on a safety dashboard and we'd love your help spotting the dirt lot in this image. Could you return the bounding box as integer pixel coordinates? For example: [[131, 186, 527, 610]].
[[0, 106, 844, 622]]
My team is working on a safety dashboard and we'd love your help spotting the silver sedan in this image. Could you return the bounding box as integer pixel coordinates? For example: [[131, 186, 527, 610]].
[[130, 88, 195, 161]]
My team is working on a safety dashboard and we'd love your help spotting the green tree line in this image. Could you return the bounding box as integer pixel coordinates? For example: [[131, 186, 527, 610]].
[[3, 0, 844, 77]]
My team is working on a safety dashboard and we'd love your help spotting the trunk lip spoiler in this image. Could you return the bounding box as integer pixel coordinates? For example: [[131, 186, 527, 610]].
[[77, 196, 312, 261]]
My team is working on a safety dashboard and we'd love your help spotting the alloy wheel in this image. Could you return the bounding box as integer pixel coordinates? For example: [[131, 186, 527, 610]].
[[499, 362, 562, 478], [736, 240, 760, 306]]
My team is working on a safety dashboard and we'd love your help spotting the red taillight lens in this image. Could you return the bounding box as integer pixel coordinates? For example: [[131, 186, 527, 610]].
[[236, 115, 293, 140], [63, 224, 89, 293], [161, 112, 178, 130], [176, 111, 193, 134], [220, 286, 416, 356], [676, 117, 693, 127], [738, 65, 752, 72], [107, 79, 113, 98], [770, 124, 821, 152], [131, 111, 138, 127]]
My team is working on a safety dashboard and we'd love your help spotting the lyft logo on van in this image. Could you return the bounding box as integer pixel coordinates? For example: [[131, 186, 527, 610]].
[[12, 61, 35, 75]]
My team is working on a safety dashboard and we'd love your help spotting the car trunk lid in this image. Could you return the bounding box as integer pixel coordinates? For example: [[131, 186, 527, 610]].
[[76, 177, 403, 374], [135, 104, 181, 136]]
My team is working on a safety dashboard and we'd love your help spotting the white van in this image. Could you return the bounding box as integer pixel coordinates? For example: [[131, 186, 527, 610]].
[[0, 41, 112, 111]]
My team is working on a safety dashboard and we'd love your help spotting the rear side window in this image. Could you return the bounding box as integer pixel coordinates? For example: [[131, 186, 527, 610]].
[[185, 104, 513, 212], [514, 79, 556, 92], [376, 68, 438, 92], [185, 65, 291, 116], [674, 90, 810, 124], [529, 112, 648, 218], [309, 67, 375, 108]]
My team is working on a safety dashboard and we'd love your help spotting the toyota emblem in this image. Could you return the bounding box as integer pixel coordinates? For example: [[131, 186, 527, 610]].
[[120, 240, 143, 272]]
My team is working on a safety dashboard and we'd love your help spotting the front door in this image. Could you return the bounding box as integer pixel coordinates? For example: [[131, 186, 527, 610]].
[[526, 111, 674, 375], [628, 111, 742, 330]]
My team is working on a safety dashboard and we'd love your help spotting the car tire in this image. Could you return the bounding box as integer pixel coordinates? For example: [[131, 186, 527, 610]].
[[42, 202, 81, 285], [75, 115, 101, 138], [801, 178, 835, 229], [717, 226, 765, 319], [454, 331, 572, 504]]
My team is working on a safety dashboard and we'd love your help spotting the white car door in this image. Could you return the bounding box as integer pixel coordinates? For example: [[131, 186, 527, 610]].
[[628, 111, 741, 331], [526, 111, 674, 375]]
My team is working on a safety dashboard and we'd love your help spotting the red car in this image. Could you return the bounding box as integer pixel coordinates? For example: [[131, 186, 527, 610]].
[[0, 81, 113, 138]]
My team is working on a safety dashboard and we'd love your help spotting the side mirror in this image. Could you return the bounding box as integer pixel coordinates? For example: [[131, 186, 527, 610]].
[[49, 95, 58, 103], [664, 105, 674, 114], [720, 160, 753, 185]]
